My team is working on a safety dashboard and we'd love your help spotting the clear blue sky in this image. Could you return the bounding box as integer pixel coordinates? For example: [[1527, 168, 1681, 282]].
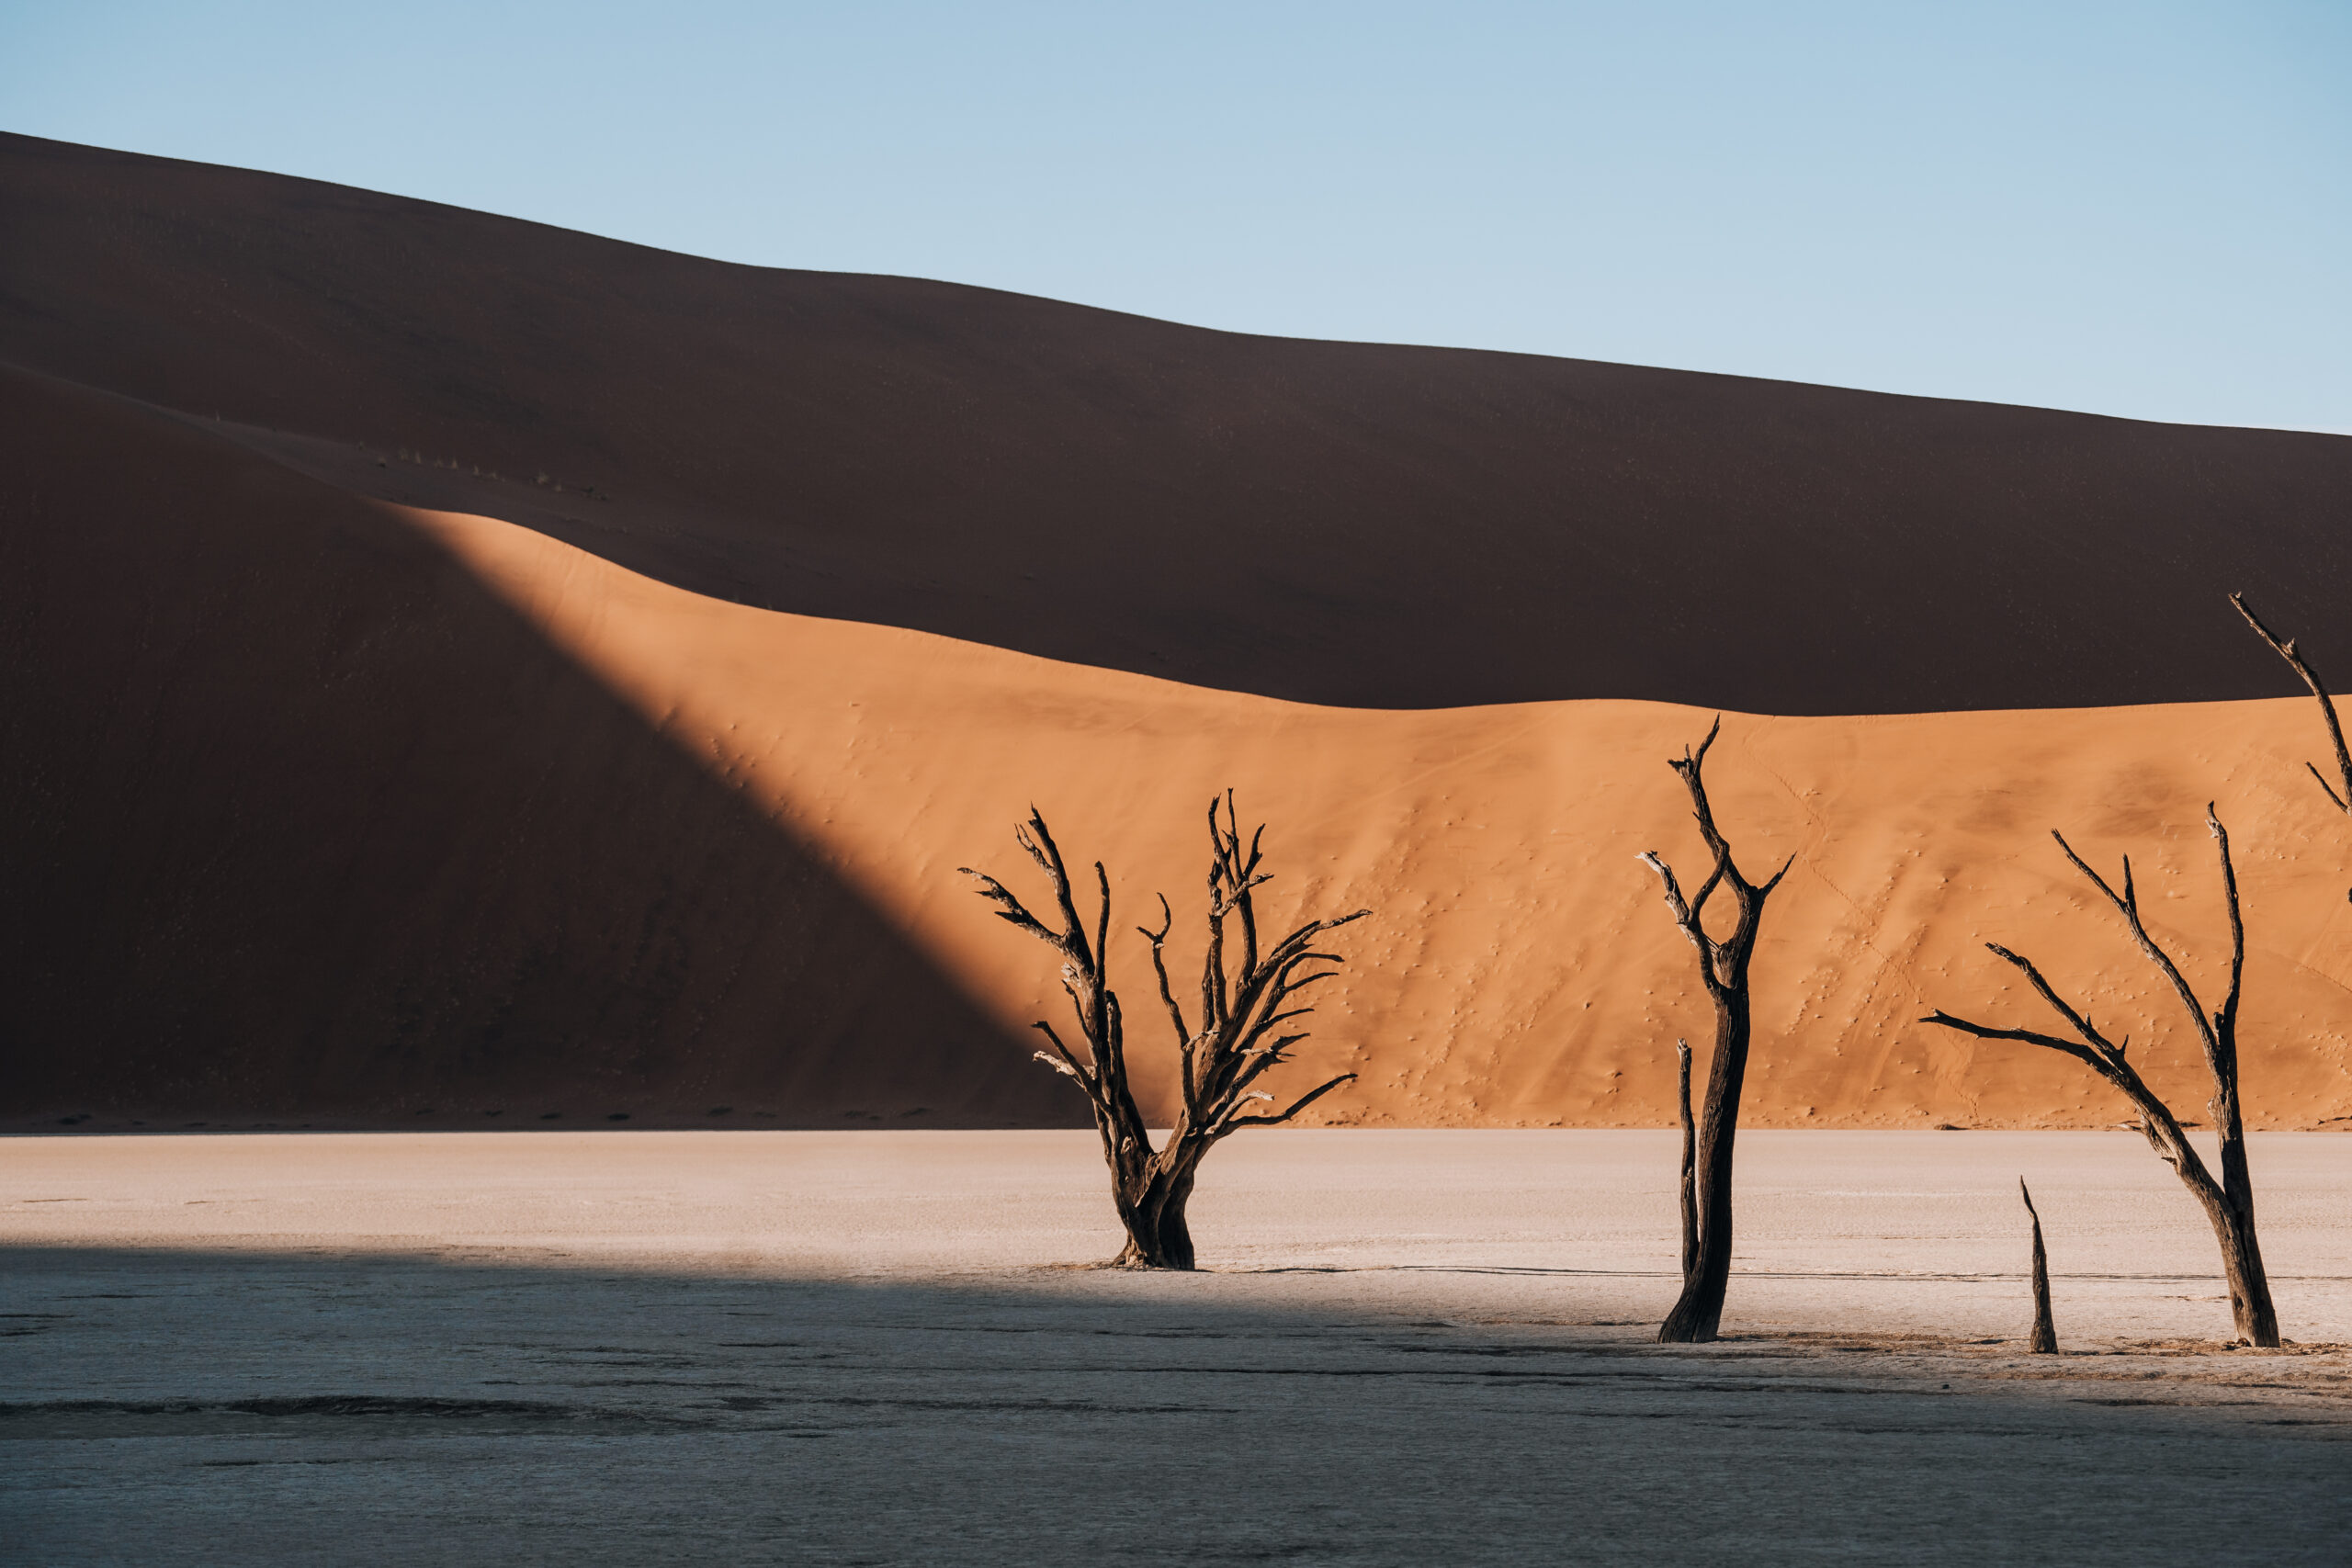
[[5, 1, 2346, 431]]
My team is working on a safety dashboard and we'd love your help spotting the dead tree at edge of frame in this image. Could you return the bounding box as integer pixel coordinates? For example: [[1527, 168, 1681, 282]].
[[2019, 1177, 2057, 1355], [2231, 592, 2352, 820], [1638, 717, 1793, 1343], [961, 795, 1371, 1269], [1920, 808, 2280, 1347]]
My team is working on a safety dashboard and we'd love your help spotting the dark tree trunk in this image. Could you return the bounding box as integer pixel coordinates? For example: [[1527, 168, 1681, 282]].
[[2020, 1178, 2057, 1354], [2188, 1163, 2279, 1347], [1640, 720, 1792, 1345], [1662, 992, 1752, 1341], [1113, 1156, 1202, 1269], [1675, 1037, 1697, 1280]]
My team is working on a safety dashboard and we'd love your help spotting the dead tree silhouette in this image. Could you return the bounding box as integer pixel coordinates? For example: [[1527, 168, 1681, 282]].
[[1640, 719, 1793, 1342], [2232, 592, 2352, 818], [1922, 810, 2280, 1346], [2019, 1178, 2057, 1354], [963, 795, 1370, 1269]]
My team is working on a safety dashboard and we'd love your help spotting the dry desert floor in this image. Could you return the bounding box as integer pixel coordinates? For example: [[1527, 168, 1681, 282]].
[[6, 1129, 2350, 1564]]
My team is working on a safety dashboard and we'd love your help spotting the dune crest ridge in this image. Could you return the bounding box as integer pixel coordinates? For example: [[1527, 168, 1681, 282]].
[[6, 130, 2352, 716], [409, 503, 2352, 1132]]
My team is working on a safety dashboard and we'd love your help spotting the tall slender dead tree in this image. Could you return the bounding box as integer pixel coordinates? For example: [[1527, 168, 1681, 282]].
[[1921, 809, 2280, 1347], [963, 795, 1370, 1269], [1674, 1037, 1698, 1280], [1640, 718, 1793, 1343], [2019, 1178, 2057, 1355], [2232, 592, 2352, 818]]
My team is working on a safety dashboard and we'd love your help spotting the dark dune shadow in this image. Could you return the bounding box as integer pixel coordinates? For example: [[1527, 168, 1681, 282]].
[[6, 131, 2352, 717], [6, 1242, 2348, 1567], [0, 361, 1077, 1128]]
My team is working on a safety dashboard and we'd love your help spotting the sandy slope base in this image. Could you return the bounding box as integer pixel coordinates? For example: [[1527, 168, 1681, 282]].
[[6, 1129, 2349, 1565], [412, 508, 2352, 1131]]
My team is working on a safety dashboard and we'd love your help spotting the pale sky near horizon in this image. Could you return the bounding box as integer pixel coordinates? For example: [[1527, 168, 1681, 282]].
[[4, 1, 2346, 433]]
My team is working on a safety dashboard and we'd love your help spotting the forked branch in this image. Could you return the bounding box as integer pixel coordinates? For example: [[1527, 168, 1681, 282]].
[[1640, 717, 1793, 984]]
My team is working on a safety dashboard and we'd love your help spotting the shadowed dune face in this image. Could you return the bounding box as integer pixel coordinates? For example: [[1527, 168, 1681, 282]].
[[2, 358, 2348, 1129], [5, 131, 2352, 717], [0, 363, 1069, 1127]]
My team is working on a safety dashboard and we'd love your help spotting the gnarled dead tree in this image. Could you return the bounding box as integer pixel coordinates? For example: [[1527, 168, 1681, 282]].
[[1640, 718, 1792, 1343], [2232, 592, 2352, 817], [962, 795, 1370, 1269], [2019, 1178, 2057, 1354], [1922, 809, 2280, 1346]]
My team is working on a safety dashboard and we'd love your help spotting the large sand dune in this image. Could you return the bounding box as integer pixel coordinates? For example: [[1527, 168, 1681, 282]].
[[6, 131, 2352, 716], [413, 497, 2352, 1132], [7, 356, 2352, 1128], [7, 135, 2352, 1127]]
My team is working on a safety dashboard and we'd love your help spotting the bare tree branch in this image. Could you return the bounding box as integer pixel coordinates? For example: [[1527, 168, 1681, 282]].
[[1137, 893, 1193, 1053], [1227, 1072, 1358, 1129], [1918, 1006, 2107, 1075], [2233, 592, 2352, 812], [958, 867, 1057, 942]]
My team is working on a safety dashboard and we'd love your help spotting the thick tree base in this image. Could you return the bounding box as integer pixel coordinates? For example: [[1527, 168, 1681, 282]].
[[1111, 1213, 1197, 1271], [1658, 1261, 1730, 1344], [1107, 1252, 1195, 1271]]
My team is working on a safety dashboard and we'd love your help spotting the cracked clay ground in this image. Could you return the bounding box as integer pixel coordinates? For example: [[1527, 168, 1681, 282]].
[[5, 1129, 2348, 1564]]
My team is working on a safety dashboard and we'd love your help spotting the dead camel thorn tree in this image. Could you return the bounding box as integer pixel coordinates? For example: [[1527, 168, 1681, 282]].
[[2231, 592, 2352, 818], [1922, 808, 2280, 1347], [962, 795, 1371, 1269], [1640, 718, 1793, 1344], [2018, 1178, 2057, 1355]]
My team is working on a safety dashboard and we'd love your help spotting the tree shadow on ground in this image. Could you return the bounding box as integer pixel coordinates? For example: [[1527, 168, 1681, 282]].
[[6, 1243, 2349, 1568]]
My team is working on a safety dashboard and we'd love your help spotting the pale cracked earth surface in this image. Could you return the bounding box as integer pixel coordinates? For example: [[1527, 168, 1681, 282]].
[[4, 1129, 2349, 1565]]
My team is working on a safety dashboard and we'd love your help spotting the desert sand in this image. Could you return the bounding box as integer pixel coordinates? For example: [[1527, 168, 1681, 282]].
[[6, 1129, 2348, 1564], [9, 355, 2352, 1128], [414, 500, 2352, 1132], [7, 130, 2352, 716]]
